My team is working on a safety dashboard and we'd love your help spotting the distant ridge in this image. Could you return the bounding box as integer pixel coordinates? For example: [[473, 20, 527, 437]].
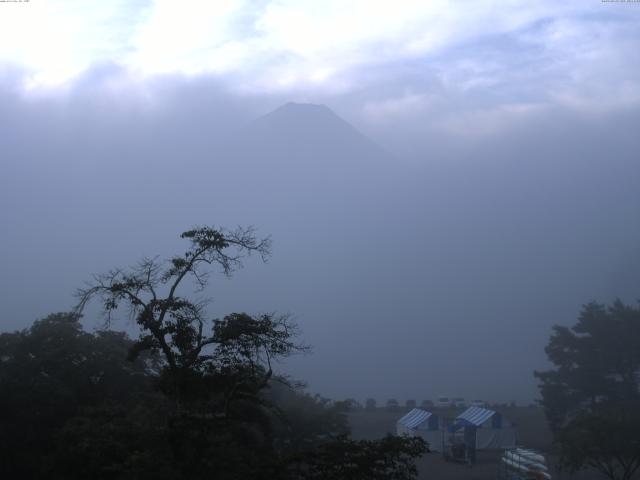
[[256, 102, 343, 125], [246, 102, 387, 161], [206, 101, 395, 201]]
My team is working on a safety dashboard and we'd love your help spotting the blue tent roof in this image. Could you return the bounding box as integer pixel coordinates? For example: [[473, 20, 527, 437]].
[[397, 408, 434, 429], [456, 406, 496, 426]]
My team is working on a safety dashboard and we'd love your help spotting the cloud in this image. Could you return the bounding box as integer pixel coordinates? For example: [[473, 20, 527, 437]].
[[436, 102, 549, 137], [0, 2, 634, 86], [0, 0, 144, 87], [125, 0, 255, 76], [362, 92, 441, 123], [1, 11, 640, 404], [0, 0, 638, 138]]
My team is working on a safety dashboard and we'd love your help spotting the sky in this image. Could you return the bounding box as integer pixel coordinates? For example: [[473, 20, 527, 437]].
[[1, 1, 640, 404]]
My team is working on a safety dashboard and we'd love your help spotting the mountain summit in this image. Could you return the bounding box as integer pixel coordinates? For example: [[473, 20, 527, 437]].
[[253, 102, 351, 133], [260, 101, 336, 120], [211, 101, 394, 219], [246, 102, 386, 162]]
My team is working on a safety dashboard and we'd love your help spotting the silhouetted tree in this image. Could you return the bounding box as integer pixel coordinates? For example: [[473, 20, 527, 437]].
[[405, 399, 416, 409], [287, 435, 427, 480], [535, 300, 640, 480], [75, 226, 308, 477], [75, 226, 273, 381], [69, 225, 426, 479], [341, 397, 362, 411], [265, 384, 350, 452], [0, 313, 160, 478]]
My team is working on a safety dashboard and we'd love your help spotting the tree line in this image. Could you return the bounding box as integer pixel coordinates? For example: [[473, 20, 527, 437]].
[[536, 300, 640, 480], [0, 224, 638, 479], [0, 226, 426, 479]]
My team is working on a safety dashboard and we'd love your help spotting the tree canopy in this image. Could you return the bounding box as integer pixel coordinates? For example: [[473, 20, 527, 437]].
[[0, 312, 161, 478], [1, 225, 427, 479], [535, 300, 640, 480]]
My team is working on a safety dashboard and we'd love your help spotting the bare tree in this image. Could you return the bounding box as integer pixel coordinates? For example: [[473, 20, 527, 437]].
[[75, 226, 304, 407]]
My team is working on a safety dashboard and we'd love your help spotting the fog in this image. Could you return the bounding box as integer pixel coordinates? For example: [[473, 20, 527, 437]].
[[2, 66, 639, 406], [1, 1, 639, 409]]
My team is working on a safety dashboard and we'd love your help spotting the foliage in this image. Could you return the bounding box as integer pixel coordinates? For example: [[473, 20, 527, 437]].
[[73, 226, 305, 477], [1, 226, 427, 479], [0, 313, 159, 478], [555, 406, 640, 480], [535, 300, 640, 480], [265, 382, 351, 452], [75, 226, 273, 375], [50, 401, 177, 480], [287, 435, 428, 480]]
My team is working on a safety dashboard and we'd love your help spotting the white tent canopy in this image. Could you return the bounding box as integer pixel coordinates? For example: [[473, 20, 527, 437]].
[[452, 406, 516, 450], [396, 408, 442, 451]]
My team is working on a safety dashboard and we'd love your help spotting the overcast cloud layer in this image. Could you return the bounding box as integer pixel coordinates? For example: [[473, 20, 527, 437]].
[[1, 1, 640, 404]]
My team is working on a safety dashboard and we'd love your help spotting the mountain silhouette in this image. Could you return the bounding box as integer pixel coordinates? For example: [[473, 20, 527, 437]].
[[245, 102, 387, 164], [206, 103, 397, 217]]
